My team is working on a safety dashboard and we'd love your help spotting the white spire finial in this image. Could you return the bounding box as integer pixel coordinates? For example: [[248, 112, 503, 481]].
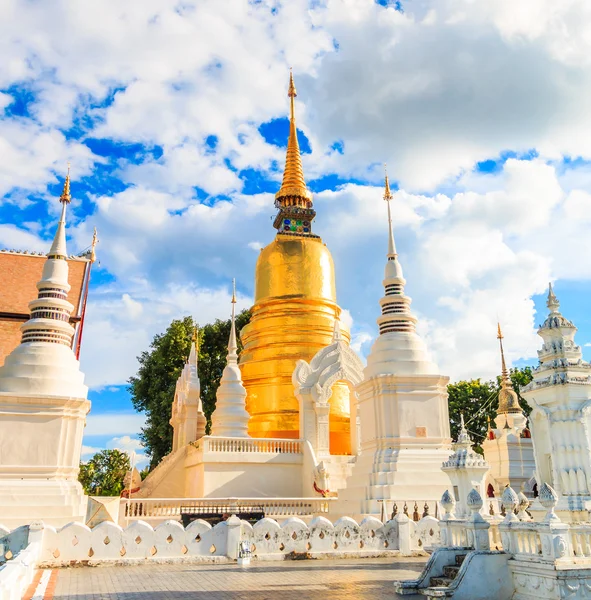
[[228, 279, 238, 360], [547, 282, 560, 313], [384, 165, 397, 259]]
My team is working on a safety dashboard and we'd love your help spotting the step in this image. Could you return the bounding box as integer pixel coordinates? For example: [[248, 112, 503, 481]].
[[455, 554, 466, 566], [429, 577, 453, 587], [420, 588, 451, 598], [442, 565, 460, 580]]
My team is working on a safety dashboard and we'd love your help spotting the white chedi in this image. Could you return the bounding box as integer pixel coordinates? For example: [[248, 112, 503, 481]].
[[0, 173, 87, 398], [210, 280, 250, 438]]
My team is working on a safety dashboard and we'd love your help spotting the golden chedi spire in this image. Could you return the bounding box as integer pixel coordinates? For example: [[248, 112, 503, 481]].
[[273, 70, 316, 236], [240, 72, 351, 453], [60, 163, 72, 204], [496, 323, 522, 414]]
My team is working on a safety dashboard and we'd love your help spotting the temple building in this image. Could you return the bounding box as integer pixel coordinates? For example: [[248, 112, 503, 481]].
[[523, 284, 591, 520], [137, 76, 454, 516], [482, 324, 535, 498], [239, 71, 352, 456], [0, 173, 92, 527]]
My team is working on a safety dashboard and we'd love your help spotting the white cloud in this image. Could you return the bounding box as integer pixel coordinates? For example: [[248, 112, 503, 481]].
[[81, 445, 102, 458], [84, 412, 146, 437]]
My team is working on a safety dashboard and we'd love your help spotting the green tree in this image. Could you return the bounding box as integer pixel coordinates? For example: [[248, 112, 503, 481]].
[[79, 449, 131, 496], [447, 367, 534, 453], [129, 310, 251, 469]]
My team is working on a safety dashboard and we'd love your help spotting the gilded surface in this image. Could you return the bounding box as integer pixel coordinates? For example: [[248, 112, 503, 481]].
[[240, 235, 352, 454]]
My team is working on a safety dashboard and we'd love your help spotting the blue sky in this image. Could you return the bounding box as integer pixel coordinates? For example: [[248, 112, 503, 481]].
[[2, 0, 591, 465]]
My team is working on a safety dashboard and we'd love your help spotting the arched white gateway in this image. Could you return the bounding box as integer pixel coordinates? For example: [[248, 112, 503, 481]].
[[292, 319, 364, 459]]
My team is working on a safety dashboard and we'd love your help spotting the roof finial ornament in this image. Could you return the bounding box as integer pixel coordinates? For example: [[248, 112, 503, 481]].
[[90, 227, 98, 263], [60, 163, 72, 204], [384, 164, 397, 258]]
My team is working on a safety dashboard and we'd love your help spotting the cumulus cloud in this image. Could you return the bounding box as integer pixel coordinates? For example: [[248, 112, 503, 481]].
[[2, 0, 591, 391]]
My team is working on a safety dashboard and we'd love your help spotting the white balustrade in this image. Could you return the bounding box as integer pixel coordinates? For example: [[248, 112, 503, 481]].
[[121, 497, 334, 524], [570, 525, 591, 557], [200, 437, 302, 454]]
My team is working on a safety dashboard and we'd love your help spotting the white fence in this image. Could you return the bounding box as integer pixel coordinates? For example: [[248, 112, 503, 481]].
[[0, 513, 440, 570]]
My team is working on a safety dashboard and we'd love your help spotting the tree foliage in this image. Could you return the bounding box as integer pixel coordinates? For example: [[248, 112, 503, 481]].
[[447, 366, 533, 453], [79, 449, 131, 496], [129, 310, 251, 469]]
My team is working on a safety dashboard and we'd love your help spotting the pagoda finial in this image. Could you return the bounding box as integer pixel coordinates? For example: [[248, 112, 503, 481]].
[[547, 282, 560, 313], [496, 323, 522, 415], [60, 163, 71, 204], [275, 70, 312, 206], [497, 323, 508, 379], [228, 279, 238, 360], [90, 227, 98, 263], [48, 166, 71, 259], [384, 165, 396, 258], [189, 325, 199, 367]]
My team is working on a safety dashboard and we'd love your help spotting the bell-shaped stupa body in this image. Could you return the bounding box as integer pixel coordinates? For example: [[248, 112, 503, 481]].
[[240, 73, 352, 454]]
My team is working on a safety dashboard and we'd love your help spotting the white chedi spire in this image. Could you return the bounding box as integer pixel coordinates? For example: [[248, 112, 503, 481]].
[[210, 279, 250, 437], [364, 169, 439, 378], [523, 282, 590, 392], [0, 169, 87, 398]]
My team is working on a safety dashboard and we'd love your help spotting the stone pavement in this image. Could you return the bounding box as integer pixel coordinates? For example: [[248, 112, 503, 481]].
[[49, 557, 427, 599]]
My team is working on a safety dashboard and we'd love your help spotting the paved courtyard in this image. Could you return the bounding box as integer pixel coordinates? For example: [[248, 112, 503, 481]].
[[46, 557, 427, 599]]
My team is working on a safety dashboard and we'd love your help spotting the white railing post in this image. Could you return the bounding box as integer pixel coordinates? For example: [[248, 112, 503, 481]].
[[463, 489, 490, 551], [226, 515, 242, 560], [396, 513, 412, 555]]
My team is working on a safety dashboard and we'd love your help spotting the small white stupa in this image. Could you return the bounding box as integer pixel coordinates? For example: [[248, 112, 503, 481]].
[[334, 170, 452, 518], [0, 168, 91, 528], [210, 279, 250, 437], [170, 327, 207, 452], [442, 415, 490, 518]]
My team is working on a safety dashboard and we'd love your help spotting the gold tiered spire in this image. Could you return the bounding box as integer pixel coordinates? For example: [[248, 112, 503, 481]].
[[60, 163, 72, 204], [275, 70, 312, 204], [496, 323, 522, 414]]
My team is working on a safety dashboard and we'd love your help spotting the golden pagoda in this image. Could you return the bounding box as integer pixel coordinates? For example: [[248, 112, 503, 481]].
[[239, 72, 352, 454]]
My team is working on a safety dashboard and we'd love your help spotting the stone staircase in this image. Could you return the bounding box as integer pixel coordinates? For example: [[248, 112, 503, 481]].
[[394, 547, 512, 599], [420, 554, 465, 597]]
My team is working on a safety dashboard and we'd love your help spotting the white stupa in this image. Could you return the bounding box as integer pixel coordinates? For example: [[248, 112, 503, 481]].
[[210, 279, 250, 437], [334, 171, 452, 518], [0, 169, 91, 528], [523, 284, 591, 519]]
